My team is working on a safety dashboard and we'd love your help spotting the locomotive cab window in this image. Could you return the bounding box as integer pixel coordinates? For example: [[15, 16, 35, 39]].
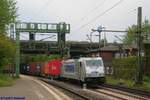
[[85, 60, 102, 67]]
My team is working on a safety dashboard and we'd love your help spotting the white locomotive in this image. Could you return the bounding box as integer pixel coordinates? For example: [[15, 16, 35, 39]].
[[61, 57, 106, 84]]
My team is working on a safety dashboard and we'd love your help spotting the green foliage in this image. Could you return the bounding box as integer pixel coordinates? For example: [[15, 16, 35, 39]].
[[32, 54, 61, 62], [0, 0, 17, 33], [123, 25, 137, 44], [107, 76, 150, 90], [0, 74, 14, 86], [143, 76, 150, 82], [20, 54, 61, 63], [144, 43, 150, 76], [0, 34, 16, 70], [106, 76, 134, 87], [123, 20, 150, 44], [143, 21, 150, 40], [0, 0, 17, 71], [112, 56, 137, 79]]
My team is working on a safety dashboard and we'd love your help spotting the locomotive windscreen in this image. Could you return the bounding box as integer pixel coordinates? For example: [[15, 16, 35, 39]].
[[85, 60, 102, 67]]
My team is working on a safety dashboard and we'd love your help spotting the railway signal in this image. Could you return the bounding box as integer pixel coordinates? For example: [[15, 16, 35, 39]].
[[13, 22, 70, 78]]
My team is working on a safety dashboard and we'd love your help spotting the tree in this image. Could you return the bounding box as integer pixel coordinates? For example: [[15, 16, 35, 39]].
[[123, 20, 150, 44], [0, 0, 17, 71], [123, 25, 137, 44], [0, 0, 17, 34], [0, 34, 16, 70], [20, 54, 61, 63]]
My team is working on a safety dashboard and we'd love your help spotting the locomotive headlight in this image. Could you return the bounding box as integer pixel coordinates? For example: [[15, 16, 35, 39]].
[[99, 73, 104, 77], [86, 73, 91, 77]]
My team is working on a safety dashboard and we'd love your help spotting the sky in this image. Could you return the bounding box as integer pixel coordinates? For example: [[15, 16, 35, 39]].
[[16, 0, 150, 43]]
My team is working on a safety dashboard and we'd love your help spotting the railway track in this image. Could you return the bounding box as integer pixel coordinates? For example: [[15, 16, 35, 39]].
[[84, 83, 150, 100], [39, 78, 119, 100], [91, 86, 149, 100], [101, 84, 150, 99], [40, 77, 150, 100], [39, 78, 90, 100]]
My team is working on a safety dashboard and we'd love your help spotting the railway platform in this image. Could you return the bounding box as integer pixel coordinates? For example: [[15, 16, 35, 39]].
[[0, 75, 71, 100]]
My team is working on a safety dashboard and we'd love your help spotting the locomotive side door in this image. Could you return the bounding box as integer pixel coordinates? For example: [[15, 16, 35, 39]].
[[78, 61, 85, 82], [78, 62, 81, 81]]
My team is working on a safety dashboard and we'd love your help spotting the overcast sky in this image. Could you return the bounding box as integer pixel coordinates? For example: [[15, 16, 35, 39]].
[[16, 0, 150, 43]]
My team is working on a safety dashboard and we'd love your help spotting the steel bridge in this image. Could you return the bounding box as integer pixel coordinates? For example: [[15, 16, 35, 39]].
[[20, 40, 100, 57]]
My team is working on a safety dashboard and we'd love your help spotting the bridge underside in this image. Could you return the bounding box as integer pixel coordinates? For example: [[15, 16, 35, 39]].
[[20, 41, 99, 57]]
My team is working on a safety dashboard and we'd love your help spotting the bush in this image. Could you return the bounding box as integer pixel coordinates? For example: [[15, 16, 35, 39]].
[[32, 54, 61, 62], [0, 73, 14, 86], [112, 56, 137, 80], [0, 34, 16, 71], [143, 76, 150, 82], [20, 54, 61, 63]]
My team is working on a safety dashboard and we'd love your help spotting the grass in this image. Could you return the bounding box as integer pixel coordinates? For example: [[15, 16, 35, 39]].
[[106, 75, 150, 90], [136, 76, 150, 90], [0, 73, 15, 87]]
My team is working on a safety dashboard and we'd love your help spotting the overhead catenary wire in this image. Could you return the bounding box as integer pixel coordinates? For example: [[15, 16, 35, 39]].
[[73, 0, 124, 33], [39, 34, 56, 41], [81, 0, 106, 21], [72, 0, 106, 31], [29, 0, 54, 21]]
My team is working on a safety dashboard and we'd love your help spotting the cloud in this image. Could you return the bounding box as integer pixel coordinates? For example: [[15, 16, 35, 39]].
[[16, 0, 150, 42]]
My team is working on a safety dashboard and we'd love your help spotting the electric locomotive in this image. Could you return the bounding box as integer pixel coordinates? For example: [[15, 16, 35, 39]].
[[61, 57, 106, 84]]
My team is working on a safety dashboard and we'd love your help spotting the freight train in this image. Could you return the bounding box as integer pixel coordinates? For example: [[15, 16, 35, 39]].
[[20, 57, 106, 85], [20, 59, 61, 78]]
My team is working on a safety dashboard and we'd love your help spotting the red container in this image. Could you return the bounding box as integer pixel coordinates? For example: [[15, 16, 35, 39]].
[[48, 59, 61, 75], [28, 59, 62, 77], [41, 59, 61, 76]]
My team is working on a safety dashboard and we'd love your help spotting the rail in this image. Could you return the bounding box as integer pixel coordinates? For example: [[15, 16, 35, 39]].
[[40, 78, 90, 100], [101, 83, 150, 98]]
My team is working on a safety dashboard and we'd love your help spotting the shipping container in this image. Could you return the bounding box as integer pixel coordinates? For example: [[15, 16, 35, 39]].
[[20, 64, 29, 74], [29, 62, 42, 75], [41, 59, 62, 78], [41, 61, 49, 76], [48, 59, 61, 76]]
